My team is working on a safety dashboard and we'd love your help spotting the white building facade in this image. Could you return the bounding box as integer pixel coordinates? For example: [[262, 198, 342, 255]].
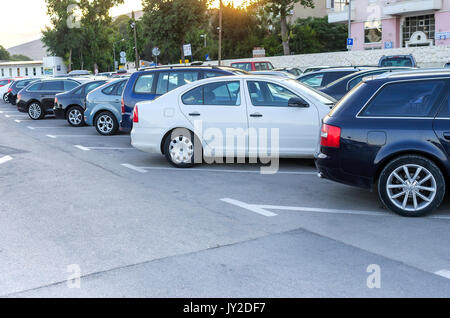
[[0, 56, 67, 78]]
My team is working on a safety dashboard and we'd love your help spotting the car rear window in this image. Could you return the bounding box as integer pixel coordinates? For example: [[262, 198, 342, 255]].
[[380, 57, 413, 67], [0, 80, 9, 86], [41, 81, 64, 91], [359, 80, 445, 118], [231, 63, 252, 71]]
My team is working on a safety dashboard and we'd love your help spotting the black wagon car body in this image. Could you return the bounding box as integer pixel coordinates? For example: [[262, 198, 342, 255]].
[[316, 70, 450, 217], [17, 78, 86, 120], [7, 78, 42, 105], [53, 80, 108, 126]]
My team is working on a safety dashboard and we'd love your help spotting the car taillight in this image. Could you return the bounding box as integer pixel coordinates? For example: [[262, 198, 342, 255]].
[[54, 97, 58, 104], [17, 94, 21, 101], [320, 124, 341, 148], [7, 88, 12, 93], [121, 98, 125, 114], [133, 105, 139, 123]]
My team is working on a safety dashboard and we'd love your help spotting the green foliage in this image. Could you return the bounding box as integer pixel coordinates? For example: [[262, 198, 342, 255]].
[[9, 54, 33, 61], [141, 0, 209, 64], [42, 0, 124, 72], [0, 45, 10, 60], [290, 17, 348, 54]]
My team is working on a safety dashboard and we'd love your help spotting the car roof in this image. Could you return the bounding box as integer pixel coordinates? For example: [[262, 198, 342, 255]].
[[363, 69, 450, 85]]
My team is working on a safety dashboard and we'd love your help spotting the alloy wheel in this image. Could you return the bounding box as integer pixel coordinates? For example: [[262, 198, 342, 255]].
[[97, 114, 114, 134], [386, 164, 437, 212], [68, 108, 83, 125], [28, 103, 42, 119]]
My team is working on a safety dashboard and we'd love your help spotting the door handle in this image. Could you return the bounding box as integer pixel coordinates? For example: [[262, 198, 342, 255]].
[[250, 113, 263, 118], [188, 112, 201, 117], [443, 132, 450, 140]]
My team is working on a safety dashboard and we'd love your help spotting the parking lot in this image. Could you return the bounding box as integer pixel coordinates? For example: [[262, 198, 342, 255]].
[[0, 98, 449, 297]]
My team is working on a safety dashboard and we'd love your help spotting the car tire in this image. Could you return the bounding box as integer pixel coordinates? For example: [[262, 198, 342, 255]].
[[95, 111, 118, 136], [3, 93, 9, 103], [28, 102, 44, 120], [163, 128, 202, 168], [378, 155, 445, 217], [67, 106, 85, 127]]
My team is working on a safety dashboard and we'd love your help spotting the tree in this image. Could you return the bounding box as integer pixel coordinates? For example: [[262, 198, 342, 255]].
[[141, 0, 209, 63], [42, 0, 124, 72], [262, 0, 314, 55], [0, 45, 10, 61]]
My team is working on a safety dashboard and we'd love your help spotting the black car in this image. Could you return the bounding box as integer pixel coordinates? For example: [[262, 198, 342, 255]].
[[6, 78, 42, 105], [297, 67, 367, 89], [320, 67, 412, 100], [316, 70, 450, 217], [120, 66, 246, 133], [54, 80, 108, 126], [17, 79, 86, 120]]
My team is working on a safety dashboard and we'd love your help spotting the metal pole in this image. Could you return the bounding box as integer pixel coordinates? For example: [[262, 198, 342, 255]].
[[113, 42, 116, 71], [218, 0, 223, 66], [132, 11, 139, 69], [348, 0, 352, 51]]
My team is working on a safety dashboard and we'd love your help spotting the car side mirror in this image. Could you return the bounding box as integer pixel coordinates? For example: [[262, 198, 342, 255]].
[[288, 97, 309, 108]]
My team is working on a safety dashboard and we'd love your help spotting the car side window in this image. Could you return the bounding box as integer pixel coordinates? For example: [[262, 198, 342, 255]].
[[437, 92, 450, 118], [115, 80, 127, 96], [299, 74, 324, 87], [182, 81, 241, 106], [348, 71, 385, 91], [42, 81, 64, 91], [247, 81, 299, 107], [204, 71, 224, 79], [360, 80, 445, 117], [85, 82, 104, 94], [64, 81, 79, 91], [134, 74, 155, 94], [168, 71, 200, 92], [102, 84, 116, 95], [156, 72, 169, 94], [27, 82, 42, 91]]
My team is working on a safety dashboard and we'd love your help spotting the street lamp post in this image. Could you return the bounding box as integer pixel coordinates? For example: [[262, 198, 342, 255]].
[[131, 11, 139, 70], [200, 34, 207, 48]]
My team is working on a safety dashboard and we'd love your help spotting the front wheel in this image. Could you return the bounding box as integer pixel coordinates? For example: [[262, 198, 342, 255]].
[[163, 129, 202, 168], [67, 106, 85, 127], [95, 111, 118, 136], [28, 102, 44, 120], [378, 155, 445, 217], [3, 93, 9, 103]]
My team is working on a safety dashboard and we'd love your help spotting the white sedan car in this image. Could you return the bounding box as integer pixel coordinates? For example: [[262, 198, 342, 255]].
[[131, 75, 335, 168], [0, 81, 13, 103]]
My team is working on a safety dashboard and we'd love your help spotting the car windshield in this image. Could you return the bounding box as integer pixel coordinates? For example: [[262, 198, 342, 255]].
[[284, 78, 336, 105], [380, 58, 413, 67]]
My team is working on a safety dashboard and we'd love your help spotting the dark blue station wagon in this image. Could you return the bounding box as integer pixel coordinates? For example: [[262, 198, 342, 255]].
[[316, 70, 450, 217], [120, 66, 245, 133]]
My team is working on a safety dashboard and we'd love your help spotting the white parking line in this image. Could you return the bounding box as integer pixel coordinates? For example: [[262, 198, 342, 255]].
[[121, 163, 316, 175], [46, 134, 130, 139], [0, 111, 18, 113], [435, 270, 450, 280], [15, 119, 30, 123], [74, 145, 135, 151], [28, 126, 74, 130], [0, 155, 13, 165], [221, 198, 278, 217]]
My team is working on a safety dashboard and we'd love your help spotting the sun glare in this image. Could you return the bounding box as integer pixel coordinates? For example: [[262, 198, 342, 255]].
[[210, 0, 252, 9]]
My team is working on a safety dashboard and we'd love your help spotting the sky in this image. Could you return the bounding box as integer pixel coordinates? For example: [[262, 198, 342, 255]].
[[0, 0, 143, 49]]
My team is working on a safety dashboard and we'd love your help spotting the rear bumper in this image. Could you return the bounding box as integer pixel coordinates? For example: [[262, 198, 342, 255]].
[[315, 152, 373, 190], [119, 113, 132, 133], [131, 126, 163, 154], [17, 100, 27, 113]]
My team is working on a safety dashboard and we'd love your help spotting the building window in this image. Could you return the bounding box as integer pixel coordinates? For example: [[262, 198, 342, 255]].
[[403, 15, 435, 47], [9, 68, 12, 76], [41, 67, 44, 75], [25, 68, 29, 76], [33, 68, 36, 76], [329, 0, 349, 11], [1, 69, 3, 77], [365, 20, 382, 43]]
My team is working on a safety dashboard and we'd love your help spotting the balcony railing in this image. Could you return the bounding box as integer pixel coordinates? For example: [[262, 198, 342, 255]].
[[384, 0, 442, 16]]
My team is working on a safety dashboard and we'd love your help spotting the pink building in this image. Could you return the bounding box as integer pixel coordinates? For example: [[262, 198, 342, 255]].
[[327, 0, 450, 50]]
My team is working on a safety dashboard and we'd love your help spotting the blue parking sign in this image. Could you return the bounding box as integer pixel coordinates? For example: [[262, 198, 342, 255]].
[[347, 38, 354, 47]]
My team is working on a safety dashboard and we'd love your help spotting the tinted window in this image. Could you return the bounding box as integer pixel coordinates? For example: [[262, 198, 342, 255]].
[[27, 83, 42, 91], [42, 81, 64, 91], [299, 73, 324, 87], [437, 92, 450, 118], [231, 63, 251, 71], [204, 82, 240, 105], [17, 80, 33, 88], [324, 71, 354, 85], [156, 71, 200, 94], [380, 57, 413, 67], [102, 83, 116, 95], [134, 74, 155, 94], [73, 87, 84, 95], [156, 72, 169, 94], [64, 81, 79, 91], [85, 82, 105, 94], [182, 81, 240, 106], [247, 81, 299, 107], [255, 63, 270, 71], [182, 86, 203, 105], [360, 80, 445, 117], [115, 80, 127, 96], [204, 71, 224, 78]]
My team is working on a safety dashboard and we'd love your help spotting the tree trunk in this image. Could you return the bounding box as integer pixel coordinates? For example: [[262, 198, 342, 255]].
[[68, 48, 72, 72], [280, 13, 290, 56], [180, 35, 185, 64]]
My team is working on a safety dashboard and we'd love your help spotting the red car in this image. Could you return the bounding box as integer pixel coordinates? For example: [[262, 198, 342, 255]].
[[0, 78, 13, 87], [230, 61, 274, 72]]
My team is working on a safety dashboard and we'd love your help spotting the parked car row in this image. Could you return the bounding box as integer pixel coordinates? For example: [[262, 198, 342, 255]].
[[3, 63, 450, 218]]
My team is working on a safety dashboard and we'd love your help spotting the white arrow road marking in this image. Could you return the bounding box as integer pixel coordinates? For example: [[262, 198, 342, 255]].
[[0, 155, 13, 165], [435, 270, 450, 280]]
